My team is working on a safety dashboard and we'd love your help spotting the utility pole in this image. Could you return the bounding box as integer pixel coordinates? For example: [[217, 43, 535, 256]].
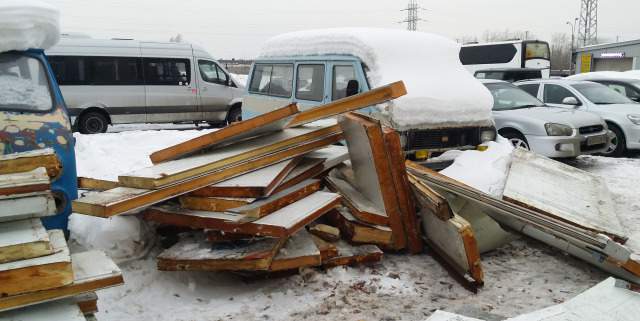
[[578, 0, 598, 47], [400, 0, 422, 31]]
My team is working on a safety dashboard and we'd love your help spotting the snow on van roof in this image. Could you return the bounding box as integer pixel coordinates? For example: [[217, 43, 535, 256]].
[[0, 0, 60, 52], [260, 28, 493, 129]]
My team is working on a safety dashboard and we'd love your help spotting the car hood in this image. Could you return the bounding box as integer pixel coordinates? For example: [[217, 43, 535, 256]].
[[590, 103, 640, 115], [495, 107, 603, 128]]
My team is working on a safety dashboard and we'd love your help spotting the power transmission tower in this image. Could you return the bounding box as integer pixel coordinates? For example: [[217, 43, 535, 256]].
[[578, 0, 598, 47], [400, 0, 422, 31]]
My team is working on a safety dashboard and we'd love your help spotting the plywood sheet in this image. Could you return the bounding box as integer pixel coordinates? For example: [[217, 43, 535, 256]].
[[325, 175, 388, 226], [143, 205, 251, 230], [274, 157, 325, 193], [0, 148, 60, 178], [327, 207, 393, 247], [0, 230, 73, 297], [229, 179, 322, 218], [306, 145, 350, 172], [0, 219, 53, 264], [0, 250, 123, 312], [77, 177, 119, 191], [121, 125, 340, 189], [0, 193, 56, 223], [179, 195, 253, 212], [157, 233, 285, 271], [150, 104, 299, 163], [0, 168, 50, 197], [504, 149, 626, 241], [0, 299, 86, 321], [270, 229, 322, 272]]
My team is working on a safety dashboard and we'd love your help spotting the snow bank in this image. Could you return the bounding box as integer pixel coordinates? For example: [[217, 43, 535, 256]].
[[259, 28, 493, 130], [567, 71, 640, 81], [0, 0, 60, 52], [69, 213, 152, 262], [440, 137, 514, 198]]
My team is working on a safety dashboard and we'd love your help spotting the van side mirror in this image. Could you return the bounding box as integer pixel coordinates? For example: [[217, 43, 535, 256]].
[[562, 97, 579, 106], [346, 80, 360, 97]]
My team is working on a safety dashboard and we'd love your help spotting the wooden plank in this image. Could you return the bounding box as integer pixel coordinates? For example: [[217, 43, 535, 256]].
[[0, 230, 73, 297], [77, 177, 119, 191], [178, 195, 253, 212], [339, 113, 407, 250], [73, 133, 342, 218], [0, 250, 123, 312], [0, 299, 86, 321], [0, 168, 50, 197], [229, 179, 322, 218], [143, 205, 253, 230], [311, 235, 339, 262], [382, 127, 423, 254], [120, 125, 341, 189], [308, 224, 341, 242], [408, 173, 453, 221], [150, 104, 299, 164], [270, 229, 322, 272], [504, 148, 626, 242], [0, 219, 53, 264], [0, 192, 56, 223], [325, 175, 388, 226], [157, 233, 285, 271], [287, 81, 407, 128], [0, 148, 61, 178], [188, 158, 299, 198], [74, 292, 98, 316], [306, 145, 350, 172], [272, 157, 325, 193], [327, 208, 393, 247], [205, 230, 255, 243], [323, 241, 383, 268]]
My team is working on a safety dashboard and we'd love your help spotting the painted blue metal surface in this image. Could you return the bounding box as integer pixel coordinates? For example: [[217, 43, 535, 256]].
[[0, 49, 78, 234]]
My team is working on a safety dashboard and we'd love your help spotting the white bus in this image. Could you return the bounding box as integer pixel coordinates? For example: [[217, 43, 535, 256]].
[[460, 40, 551, 78]]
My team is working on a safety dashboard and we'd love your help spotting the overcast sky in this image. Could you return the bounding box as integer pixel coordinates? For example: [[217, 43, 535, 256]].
[[45, 0, 640, 59]]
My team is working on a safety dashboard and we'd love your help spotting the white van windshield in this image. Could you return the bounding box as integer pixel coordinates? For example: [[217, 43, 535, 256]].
[[0, 54, 53, 111]]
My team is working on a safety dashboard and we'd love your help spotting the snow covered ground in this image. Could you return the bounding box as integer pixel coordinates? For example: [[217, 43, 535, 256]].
[[69, 126, 639, 321]]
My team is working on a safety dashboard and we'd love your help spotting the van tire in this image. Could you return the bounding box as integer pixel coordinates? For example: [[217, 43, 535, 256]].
[[226, 106, 242, 124], [78, 111, 109, 134]]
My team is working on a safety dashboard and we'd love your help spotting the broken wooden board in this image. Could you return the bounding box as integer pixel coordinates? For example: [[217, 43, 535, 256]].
[[0, 230, 73, 297], [205, 230, 255, 243], [327, 207, 393, 247], [0, 168, 50, 197], [229, 179, 322, 218], [120, 125, 341, 189], [77, 177, 119, 191], [188, 158, 299, 198], [270, 229, 322, 272], [273, 157, 325, 193], [308, 224, 341, 242], [143, 205, 253, 230], [73, 133, 342, 218], [307, 144, 350, 172], [339, 113, 407, 250], [0, 192, 56, 223], [0, 219, 53, 264], [325, 175, 388, 226], [0, 250, 123, 312], [287, 81, 407, 128], [150, 104, 300, 164], [178, 195, 254, 212], [408, 173, 453, 221], [504, 149, 626, 242], [0, 299, 87, 321], [0, 148, 61, 178], [323, 240, 383, 268], [74, 292, 99, 316], [157, 233, 285, 271], [382, 127, 423, 254], [311, 235, 339, 262]]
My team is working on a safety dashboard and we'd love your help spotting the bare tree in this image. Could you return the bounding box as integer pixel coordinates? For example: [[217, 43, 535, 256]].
[[550, 33, 572, 72], [482, 29, 536, 42], [169, 33, 184, 43]]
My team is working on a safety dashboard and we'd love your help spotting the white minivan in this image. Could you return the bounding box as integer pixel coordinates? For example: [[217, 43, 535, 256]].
[[46, 37, 244, 133]]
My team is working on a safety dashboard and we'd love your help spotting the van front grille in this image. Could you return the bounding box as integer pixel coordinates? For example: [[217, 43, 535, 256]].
[[405, 128, 481, 151]]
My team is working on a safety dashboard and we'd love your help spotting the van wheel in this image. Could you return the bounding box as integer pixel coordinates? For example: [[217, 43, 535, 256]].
[[78, 111, 109, 134], [226, 107, 242, 124]]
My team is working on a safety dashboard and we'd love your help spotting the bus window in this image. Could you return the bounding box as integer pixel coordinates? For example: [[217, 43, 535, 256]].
[[459, 44, 517, 65], [525, 42, 550, 60]]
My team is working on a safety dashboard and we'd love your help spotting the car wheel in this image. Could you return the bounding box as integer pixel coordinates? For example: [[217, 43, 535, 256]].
[[78, 111, 109, 134], [226, 106, 242, 125], [502, 131, 530, 150], [602, 124, 626, 157]]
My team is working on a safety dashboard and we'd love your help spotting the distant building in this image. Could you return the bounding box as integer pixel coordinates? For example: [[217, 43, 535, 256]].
[[574, 39, 640, 74]]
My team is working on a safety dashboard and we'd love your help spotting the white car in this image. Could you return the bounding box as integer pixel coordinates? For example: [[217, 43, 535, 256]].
[[483, 80, 610, 158], [516, 79, 640, 156]]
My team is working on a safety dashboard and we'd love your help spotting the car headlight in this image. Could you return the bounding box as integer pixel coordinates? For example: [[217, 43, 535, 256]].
[[545, 123, 573, 136], [480, 129, 496, 143], [628, 114, 640, 125]]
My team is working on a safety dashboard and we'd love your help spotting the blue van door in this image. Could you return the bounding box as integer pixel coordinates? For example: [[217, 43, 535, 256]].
[[293, 62, 330, 110]]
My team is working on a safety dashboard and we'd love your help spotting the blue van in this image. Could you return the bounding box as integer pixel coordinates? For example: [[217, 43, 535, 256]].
[[0, 49, 78, 233]]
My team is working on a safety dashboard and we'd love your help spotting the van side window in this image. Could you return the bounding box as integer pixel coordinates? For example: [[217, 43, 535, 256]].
[[88, 57, 142, 85], [544, 84, 578, 104], [296, 64, 324, 101], [199, 60, 228, 85], [49, 56, 87, 85], [144, 58, 190, 86], [249, 64, 293, 98], [332, 65, 356, 101]]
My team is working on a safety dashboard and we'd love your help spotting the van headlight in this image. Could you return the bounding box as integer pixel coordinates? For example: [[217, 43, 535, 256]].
[[545, 123, 573, 136], [628, 114, 640, 125], [480, 129, 496, 143]]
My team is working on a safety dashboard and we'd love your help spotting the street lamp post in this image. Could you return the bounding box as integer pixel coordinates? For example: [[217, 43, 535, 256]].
[[566, 17, 579, 73]]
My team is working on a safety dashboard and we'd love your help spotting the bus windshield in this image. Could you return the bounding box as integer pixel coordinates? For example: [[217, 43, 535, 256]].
[[0, 53, 53, 112], [525, 42, 550, 60]]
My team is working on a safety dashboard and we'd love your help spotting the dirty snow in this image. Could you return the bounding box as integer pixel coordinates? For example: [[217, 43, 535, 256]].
[[0, 0, 60, 52], [259, 28, 494, 130], [70, 127, 639, 321]]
